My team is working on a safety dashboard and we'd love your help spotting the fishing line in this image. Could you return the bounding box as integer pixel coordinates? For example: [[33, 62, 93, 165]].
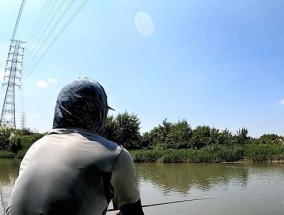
[[107, 197, 216, 212]]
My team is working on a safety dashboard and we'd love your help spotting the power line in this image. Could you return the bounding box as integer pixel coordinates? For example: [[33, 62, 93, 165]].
[[24, 0, 58, 67], [24, 0, 75, 73], [24, 0, 90, 79], [12, 0, 26, 40], [25, 0, 52, 42], [33, 0, 69, 47]]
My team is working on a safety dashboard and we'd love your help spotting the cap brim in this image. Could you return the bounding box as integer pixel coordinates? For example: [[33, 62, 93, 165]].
[[108, 106, 115, 111]]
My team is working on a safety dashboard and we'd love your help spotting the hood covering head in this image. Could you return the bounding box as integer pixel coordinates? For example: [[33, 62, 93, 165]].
[[53, 77, 112, 133]]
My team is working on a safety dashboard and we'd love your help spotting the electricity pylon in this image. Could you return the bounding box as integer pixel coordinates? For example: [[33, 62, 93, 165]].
[[20, 112, 27, 130], [0, 40, 25, 128]]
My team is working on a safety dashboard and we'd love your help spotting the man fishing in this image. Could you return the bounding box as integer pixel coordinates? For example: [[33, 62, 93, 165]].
[[7, 77, 144, 215]]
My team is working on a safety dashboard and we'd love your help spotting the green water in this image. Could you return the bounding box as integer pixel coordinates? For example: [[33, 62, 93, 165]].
[[1, 159, 284, 215], [135, 163, 284, 215], [0, 159, 20, 215]]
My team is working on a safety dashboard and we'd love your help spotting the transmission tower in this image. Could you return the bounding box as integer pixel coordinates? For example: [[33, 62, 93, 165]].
[[0, 40, 25, 128], [20, 112, 27, 130]]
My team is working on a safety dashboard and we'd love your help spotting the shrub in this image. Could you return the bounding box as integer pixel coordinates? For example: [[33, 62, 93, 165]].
[[130, 150, 165, 162], [244, 144, 284, 162], [0, 126, 14, 151], [0, 151, 15, 158]]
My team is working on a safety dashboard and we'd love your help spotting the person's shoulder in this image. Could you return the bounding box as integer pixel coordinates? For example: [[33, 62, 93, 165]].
[[75, 128, 123, 150], [115, 147, 133, 165]]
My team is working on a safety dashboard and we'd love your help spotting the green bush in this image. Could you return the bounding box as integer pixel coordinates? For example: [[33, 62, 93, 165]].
[[244, 144, 284, 162], [161, 149, 190, 163], [0, 151, 15, 158], [16, 148, 29, 159], [130, 145, 246, 163], [130, 150, 165, 162], [0, 126, 14, 151]]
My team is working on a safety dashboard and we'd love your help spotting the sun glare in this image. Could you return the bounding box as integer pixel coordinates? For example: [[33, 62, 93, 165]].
[[135, 12, 154, 36]]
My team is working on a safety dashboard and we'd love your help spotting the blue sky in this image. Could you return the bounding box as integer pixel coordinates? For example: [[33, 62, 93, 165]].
[[0, 0, 284, 137]]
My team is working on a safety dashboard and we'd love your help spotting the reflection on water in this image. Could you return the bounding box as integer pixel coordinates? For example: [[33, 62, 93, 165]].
[[135, 163, 284, 215], [1, 159, 284, 215], [0, 159, 20, 186], [136, 163, 249, 193], [0, 159, 20, 215]]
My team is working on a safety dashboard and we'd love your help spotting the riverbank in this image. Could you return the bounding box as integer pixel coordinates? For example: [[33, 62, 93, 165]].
[[130, 144, 284, 163], [0, 148, 28, 159], [1, 144, 284, 163]]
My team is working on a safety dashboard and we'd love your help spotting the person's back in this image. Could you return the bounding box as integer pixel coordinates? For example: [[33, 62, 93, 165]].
[[7, 78, 144, 215]]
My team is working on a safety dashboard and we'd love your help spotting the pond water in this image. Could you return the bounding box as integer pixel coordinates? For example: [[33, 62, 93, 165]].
[[1, 159, 284, 215]]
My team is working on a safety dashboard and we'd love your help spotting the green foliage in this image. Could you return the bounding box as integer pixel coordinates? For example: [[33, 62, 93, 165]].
[[102, 115, 117, 142], [234, 128, 250, 144], [215, 128, 233, 145], [164, 120, 192, 149], [196, 145, 244, 163], [103, 112, 142, 149], [161, 149, 191, 163], [141, 119, 171, 149], [140, 131, 156, 149], [190, 125, 211, 149], [0, 151, 15, 158], [16, 134, 43, 150], [0, 126, 14, 151], [244, 144, 284, 162], [130, 145, 245, 163], [16, 148, 29, 159], [1, 112, 284, 163], [0, 127, 44, 158], [131, 150, 165, 162], [142, 119, 192, 149], [258, 134, 283, 144]]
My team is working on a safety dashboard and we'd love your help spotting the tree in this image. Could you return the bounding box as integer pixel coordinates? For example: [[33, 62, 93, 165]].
[[0, 126, 14, 151], [217, 128, 233, 145], [102, 115, 117, 142], [234, 128, 250, 144], [258, 134, 281, 144], [190, 125, 211, 149], [141, 119, 172, 149], [164, 120, 192, 149], [141, 119, 192, 149], [102, 112, 142, 149]]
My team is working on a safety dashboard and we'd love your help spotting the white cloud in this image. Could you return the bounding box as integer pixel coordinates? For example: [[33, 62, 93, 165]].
[[36, 78, 56, 88], [48, 78, 56, 84], [36, 80, 48, 88], [135, 12, 154, 36], [280, 99, 284, 105]]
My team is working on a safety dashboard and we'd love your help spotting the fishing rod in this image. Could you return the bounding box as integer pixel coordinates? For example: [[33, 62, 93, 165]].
[[107, 197, 215, 212]]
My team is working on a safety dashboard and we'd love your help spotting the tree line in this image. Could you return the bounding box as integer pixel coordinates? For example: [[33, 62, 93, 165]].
[[0, 111, 283, 155], [101, 112, 284, 150]]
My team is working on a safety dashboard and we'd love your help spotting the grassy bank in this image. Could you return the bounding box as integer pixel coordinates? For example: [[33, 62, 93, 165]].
[[0, 132, 44, 159], [130, 144, 284, 163], [2, 143, 284, 163], [0, 148, 30, 159]]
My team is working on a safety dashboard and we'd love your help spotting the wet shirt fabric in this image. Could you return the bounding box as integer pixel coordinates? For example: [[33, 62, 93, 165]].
[[7, 128, 140, 215]]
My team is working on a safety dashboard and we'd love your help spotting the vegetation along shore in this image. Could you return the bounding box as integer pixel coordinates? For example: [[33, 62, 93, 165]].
[[1, 112, 284, 162]]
